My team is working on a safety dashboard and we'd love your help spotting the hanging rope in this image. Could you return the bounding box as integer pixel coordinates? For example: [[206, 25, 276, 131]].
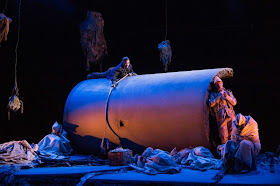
[[105, 87, 120, 138], [7, 0, 23, 120], [100, 86, 113, 154], [14, 0, 21, 91], [165, 0, 168, 41], [2, 0, 9, 14], [158, 0, 172, 72], [100, 74, 130, 154]]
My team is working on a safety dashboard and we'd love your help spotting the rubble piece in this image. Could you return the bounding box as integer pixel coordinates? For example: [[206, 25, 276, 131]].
[[108, 148, 133, 166]]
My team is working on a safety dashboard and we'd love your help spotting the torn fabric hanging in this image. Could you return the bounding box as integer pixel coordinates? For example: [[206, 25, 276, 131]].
[[0, 13, 12, 45], [80, 11, 108, 72], [7, 0, 23, 120], [158, 40, 172, 72]]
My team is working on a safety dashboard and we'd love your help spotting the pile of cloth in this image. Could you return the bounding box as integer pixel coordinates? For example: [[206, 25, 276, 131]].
[[0, 122, 73, 166], [129, 146, 222, 175], [0, 122, 74, 184], [171, 146, 222, 171], [0, 140, 39, 184], [0, 140, 38, 165]]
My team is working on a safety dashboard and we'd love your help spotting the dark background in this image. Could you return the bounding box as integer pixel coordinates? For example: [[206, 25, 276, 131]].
[[0, 0, 279, 154]]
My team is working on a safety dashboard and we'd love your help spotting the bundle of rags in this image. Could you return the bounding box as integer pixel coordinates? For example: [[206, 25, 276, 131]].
[[80, 11, 108, 72], [158, 40, 172, 72], [0, 13, 12, 45]]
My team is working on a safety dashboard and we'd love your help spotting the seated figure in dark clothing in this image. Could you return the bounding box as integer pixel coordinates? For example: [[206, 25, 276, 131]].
[[87, 56, 137, 84]]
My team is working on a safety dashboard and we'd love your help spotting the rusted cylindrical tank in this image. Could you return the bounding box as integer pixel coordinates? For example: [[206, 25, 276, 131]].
[[63, 68, 233, 154]]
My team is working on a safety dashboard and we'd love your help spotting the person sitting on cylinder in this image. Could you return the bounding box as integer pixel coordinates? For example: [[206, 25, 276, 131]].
[[208, 76, 237, 144], [219, 113, 261, 173], [87, 56, 137, 84]]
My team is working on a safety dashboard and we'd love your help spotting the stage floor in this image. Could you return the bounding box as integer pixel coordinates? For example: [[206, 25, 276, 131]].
[[10, 155, 280, 185]]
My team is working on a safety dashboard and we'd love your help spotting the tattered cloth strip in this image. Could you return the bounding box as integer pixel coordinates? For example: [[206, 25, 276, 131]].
[[76, 167, 129, 186], [0, 13, 12, 44], [80, 11, 108, 71], [158, 40, 172, 72]]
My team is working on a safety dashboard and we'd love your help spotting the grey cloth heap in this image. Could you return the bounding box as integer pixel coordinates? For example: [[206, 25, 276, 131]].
[[129, 146, 222, 175]]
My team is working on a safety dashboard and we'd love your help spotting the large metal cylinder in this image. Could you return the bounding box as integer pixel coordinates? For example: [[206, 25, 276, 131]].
[[63, 68, 233, 154]]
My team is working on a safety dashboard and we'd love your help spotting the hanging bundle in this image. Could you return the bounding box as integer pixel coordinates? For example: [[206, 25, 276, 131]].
[[7, 0, 23, 120], [7, 95, 23, 120], [7, 84, 23, 120], [0, 13, 12, 45], [158, 40, 172, 72], [158, 0, 172, 72], [80, 11, 108, 72]]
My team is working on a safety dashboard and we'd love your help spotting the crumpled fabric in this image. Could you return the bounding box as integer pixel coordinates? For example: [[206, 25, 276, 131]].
[[183, 147, 222, 170], [170, 147, 191, 164], [172, 146, 222, 171], [0, 140, 38, 185], [80, 11, 108, 71], [0, 140, 37, 164], [0, 165, 17, 185], [0, 13, 12, 44], [130, 147, 182, 175], [158, 40, 172, 72], [130, 146, 222, 174]]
